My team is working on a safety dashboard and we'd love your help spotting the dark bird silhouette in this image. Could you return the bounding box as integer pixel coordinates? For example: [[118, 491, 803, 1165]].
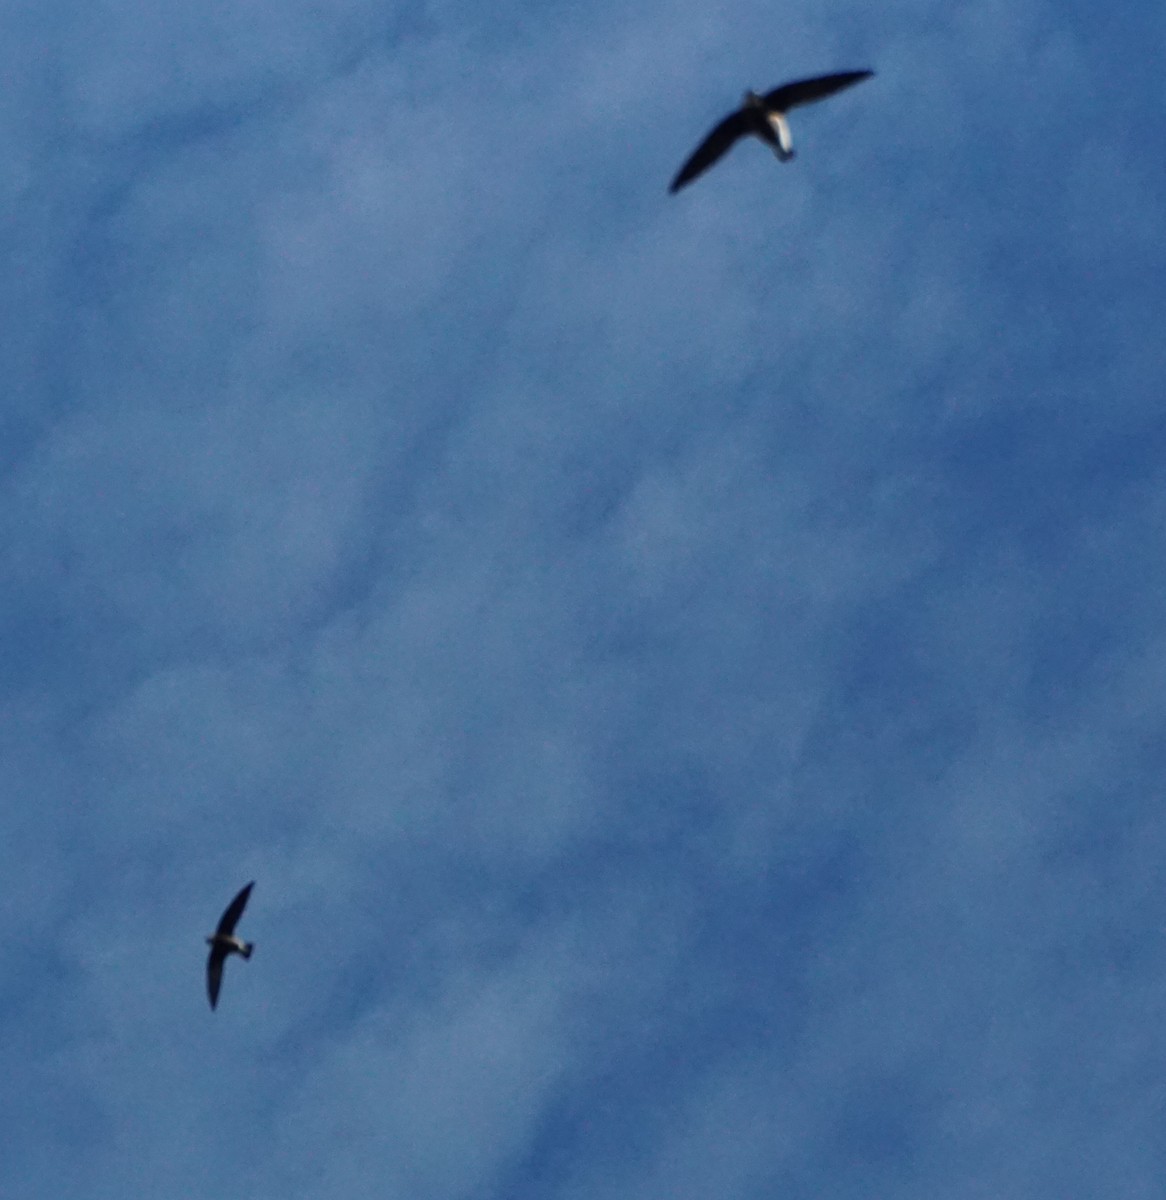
[[206, 881, 254, 1010], [669, 70, 874, 193]]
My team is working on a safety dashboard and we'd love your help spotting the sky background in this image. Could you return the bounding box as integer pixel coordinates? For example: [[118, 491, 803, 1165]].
[[3, 0, 1166, 1196]]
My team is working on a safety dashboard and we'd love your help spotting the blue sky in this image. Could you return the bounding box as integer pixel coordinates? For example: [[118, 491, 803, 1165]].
[[4, 0, 1166, 1196]]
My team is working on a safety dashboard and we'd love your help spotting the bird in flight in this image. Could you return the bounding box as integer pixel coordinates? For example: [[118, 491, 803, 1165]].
[[206, 881, 254, 1010], [669, 70, 874, 193]]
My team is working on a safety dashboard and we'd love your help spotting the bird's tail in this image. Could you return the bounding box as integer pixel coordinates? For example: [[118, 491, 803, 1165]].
[[241, 942, 254, 959]]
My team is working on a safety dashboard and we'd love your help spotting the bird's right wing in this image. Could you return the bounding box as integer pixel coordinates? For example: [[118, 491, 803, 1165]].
[[216, 881, 254, 936], [764, 71, 874, 113], [669, 109, 751, 193]]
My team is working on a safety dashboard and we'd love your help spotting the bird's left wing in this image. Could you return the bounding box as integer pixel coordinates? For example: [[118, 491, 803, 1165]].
[[669, 109, 752, 193], [206, 947, 225, 1010]]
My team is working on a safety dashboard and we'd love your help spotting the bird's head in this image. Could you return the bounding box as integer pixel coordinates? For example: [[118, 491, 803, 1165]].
[[743, 90, 764, 109]]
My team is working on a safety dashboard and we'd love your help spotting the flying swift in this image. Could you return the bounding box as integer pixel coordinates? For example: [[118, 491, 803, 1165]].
[[205, 881, 254, 1010], [669, 70, 874, 193]]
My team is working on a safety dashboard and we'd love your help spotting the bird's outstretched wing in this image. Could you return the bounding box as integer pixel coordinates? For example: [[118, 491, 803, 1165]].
[[763, 70, 874, 113], [669, 109, 753, 193], [216, 881, 254, 936], [206, 946, 226, 1010]]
